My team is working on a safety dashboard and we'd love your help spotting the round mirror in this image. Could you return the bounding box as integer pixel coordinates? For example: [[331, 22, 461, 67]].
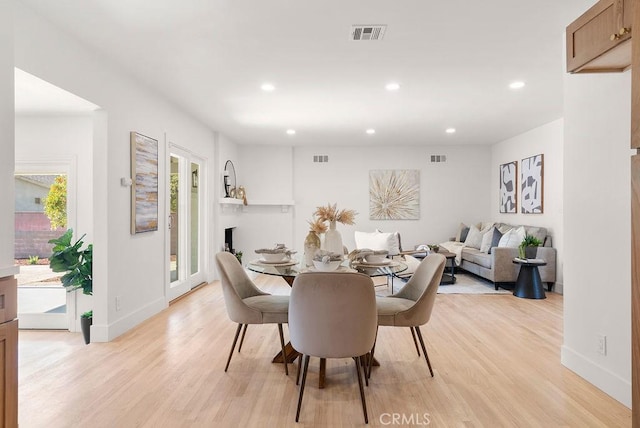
[[223, 160, 236, 198]]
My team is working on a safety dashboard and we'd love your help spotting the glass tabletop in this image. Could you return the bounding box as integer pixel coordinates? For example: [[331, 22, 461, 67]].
[[246, 257, 408, 279]]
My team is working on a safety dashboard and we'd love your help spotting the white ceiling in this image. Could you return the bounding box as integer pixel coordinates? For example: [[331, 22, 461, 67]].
[[15, 69, 99, 114], [20, 0, 596, 146]]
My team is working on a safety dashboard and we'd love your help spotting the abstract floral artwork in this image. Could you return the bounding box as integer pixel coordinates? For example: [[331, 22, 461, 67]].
[[369, 169, 420, 220], [131, 132, 159, 234], [521, 154, 544, 214], [499, 161, 517, 213]]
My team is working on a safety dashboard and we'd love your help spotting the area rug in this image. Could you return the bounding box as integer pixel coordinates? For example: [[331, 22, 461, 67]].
[[437, 273, 511, 294], [384, 273, 511, 295]]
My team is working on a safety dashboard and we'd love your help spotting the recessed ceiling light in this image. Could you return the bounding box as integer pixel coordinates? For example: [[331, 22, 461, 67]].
[[509, 81, 525, 89], [445, 128, 456, 134], [366, 129, 376, 135], [261, 83, 275, 91], [385, 82, 400, 91], [286, 129, 296, 135]]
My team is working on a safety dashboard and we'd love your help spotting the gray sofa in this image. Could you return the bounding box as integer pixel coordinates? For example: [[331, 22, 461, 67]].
[[453, 223, 557, 291]]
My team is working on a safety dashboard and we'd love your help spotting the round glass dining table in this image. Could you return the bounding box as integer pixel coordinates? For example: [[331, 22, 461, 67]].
[[246, 257, 408, 286], [245, 256, 407, 389]]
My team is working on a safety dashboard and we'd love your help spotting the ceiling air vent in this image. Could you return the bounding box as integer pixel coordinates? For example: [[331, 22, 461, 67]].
[[351, 25, 386, 41], [313, 155, 329, 163], [430, 155, 447, 163]]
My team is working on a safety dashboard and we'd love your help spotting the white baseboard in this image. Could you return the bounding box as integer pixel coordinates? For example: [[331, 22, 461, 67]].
[[561, 345, 631, 408], [554, 281, 563, 294], [90, 297, 167, 342]]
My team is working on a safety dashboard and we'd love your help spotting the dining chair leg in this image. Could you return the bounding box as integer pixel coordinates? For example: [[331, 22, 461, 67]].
[[277, 323, 288, 375], [410, 326, 421, 357], [414, 326, 434, 377], [296, 354, 302, 385], [367, 326, 378, 380], [225, 323, 243, 372], [295, 355, 311, 422], [355, 355, 369, 424], [358, 356, 369, 387], [237, 324, 248, 353]]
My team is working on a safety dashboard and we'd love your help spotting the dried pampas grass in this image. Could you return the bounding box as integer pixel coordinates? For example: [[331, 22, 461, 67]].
[[314, 203, 357, 225], [307, 217, 328, 234]]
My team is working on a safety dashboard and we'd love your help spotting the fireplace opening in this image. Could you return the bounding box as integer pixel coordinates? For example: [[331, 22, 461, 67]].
[[224, 227, 235, 254]]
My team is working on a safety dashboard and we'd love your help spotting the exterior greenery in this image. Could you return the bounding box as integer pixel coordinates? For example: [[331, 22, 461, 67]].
[[49, 229, 93, 295], [170, 173, 179, 213], [44, 175, 67, 230]]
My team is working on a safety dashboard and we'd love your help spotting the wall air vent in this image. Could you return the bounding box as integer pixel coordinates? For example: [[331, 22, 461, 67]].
[[351, 25, 386, 41], [430, 155, 447, 163], [313, 155, 329, 163]]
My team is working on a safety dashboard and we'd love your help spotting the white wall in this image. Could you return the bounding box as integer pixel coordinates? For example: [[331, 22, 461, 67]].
[[235, 145, 294, 256], [562, 70, 632, 407], [289, 145, 492, 254], [14, 3, 216, 341], [491, 119, 565, 290], [225, 143, 492, 270], [230, 144, 491, 265], [0, 0, 17, 277]]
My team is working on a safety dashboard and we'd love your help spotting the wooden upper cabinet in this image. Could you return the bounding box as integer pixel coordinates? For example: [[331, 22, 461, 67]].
[[567, 0, 633, 73]]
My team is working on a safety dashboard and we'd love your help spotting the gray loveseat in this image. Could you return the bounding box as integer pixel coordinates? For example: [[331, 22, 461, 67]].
[[450, 223, 557, 291]]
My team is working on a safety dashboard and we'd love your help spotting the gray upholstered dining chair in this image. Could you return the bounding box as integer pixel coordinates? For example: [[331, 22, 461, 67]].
[[372, 253, 446, 377], [290, 272, 377, 424], [215, 252, 290, 374]]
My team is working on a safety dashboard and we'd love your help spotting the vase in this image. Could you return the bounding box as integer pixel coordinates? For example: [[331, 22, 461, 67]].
[[323, 220, 344, 256], [304, 231, 321, 266]]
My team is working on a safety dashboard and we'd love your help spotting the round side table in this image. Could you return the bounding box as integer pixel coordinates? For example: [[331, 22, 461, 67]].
[[512, 259, 547, 299]]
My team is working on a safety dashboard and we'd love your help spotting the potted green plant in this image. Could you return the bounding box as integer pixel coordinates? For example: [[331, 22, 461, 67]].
[[49, 229, 93, 344], [519, 235, 542, 259]]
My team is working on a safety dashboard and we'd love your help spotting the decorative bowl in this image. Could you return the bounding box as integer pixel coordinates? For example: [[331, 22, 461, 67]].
[[313, 260, 341, 271], [364, 253, 388, 264], [261, 253, 289, 263]]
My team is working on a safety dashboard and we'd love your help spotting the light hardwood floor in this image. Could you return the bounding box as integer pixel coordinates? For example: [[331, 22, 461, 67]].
[[19, 275, 631, 427]]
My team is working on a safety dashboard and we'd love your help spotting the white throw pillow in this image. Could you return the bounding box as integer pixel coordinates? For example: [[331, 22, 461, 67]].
[[480, 221, 495, 231], [480, 227, 496, 253], [464, 225, 483, 249], [355, 231, 400, 255], [498, 226, 526, 248]]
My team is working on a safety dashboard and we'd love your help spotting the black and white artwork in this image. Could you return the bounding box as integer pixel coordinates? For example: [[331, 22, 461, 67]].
[[499, 161, 517, 213], [521, 154, 544, 214]]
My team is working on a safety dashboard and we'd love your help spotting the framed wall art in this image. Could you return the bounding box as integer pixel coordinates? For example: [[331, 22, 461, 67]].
[[131, 131, 159, 234], [521, 154, 544, 214], [369, 169, 420, 220], [499, 161, 517, 213]]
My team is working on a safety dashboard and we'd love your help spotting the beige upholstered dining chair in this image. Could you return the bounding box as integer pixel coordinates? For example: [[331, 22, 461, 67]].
[[290, 272, 377, 424], [215, 252, 290, 374], [373, 253, 446, 377]]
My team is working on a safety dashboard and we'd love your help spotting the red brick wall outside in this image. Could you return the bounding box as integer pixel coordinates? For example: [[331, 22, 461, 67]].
[[15, 212, 65, 259]]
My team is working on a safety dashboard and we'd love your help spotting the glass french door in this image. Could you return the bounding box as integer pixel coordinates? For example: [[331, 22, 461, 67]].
[[167, 145, 206, 301]]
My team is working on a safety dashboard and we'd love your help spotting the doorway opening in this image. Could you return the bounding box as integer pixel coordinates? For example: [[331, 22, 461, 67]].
[[15, 172, 69, 329]]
